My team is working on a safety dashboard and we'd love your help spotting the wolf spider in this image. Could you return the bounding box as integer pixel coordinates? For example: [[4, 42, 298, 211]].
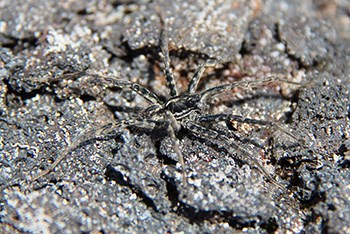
[[31, 29, 300, 188]]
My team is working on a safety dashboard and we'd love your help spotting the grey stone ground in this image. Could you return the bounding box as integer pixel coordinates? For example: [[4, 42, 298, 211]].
[[0, 0, 349, 233]]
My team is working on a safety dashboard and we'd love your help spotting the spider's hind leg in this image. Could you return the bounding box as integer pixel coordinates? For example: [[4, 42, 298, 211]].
[[30, 122, 119, 182], [164, 111, 188, 186], [30, 119, 162, 183], [184, 120, 286, 191], [198, 114, 303, 144]]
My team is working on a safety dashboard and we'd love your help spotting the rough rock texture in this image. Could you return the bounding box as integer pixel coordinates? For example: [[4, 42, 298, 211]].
[[1, 0, 349, 233]]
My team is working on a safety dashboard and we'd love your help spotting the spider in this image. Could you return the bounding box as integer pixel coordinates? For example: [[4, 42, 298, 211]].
[[31, 26, 301, 189]]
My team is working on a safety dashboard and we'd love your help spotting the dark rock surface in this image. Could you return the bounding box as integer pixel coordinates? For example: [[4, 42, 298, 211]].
[[1, 0, 349, 233]]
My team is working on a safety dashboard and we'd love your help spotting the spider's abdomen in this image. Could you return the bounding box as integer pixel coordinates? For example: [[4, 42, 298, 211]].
[[165, 95, 201, 119]]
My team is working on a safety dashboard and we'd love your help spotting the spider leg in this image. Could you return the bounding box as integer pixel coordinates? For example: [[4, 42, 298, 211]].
[[165, 111, 187, 186], [187, 59, 217, 94], [40, 72, 163, 105], [198, 114, 303, 143], [198, 115, 266, 149], [31, 119, 162, 182], [160, 19, 178, 97], [83, 73, 162, 104], [183, 120, 286, 191], [200, 76, 302, 102]]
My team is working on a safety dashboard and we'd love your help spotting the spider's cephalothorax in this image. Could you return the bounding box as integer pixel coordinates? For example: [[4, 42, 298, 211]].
[[164, 94, 203, 120], [32, 25, 301, 188]]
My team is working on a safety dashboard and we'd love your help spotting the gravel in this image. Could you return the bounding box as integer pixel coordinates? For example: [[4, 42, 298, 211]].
[[1, 0, 349, 233]]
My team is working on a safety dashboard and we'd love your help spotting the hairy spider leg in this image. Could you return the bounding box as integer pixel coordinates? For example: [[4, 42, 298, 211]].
[[200, 76, 301, 102], [31, 119, 162, 182], [199, 114, 279, 149], [83, 73, 162, 104], [164, 110, 188, 185], [160, 21, 178, 97], [43, 71, 163, 105], [187, 59, 217, 94], [183, 120, 286, 191], [198, 114, 302, 142]]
